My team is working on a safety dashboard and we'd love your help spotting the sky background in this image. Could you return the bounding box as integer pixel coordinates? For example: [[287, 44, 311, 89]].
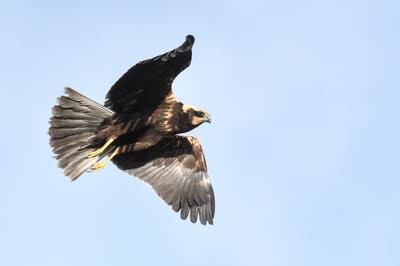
[[0, 0, 399, 265]]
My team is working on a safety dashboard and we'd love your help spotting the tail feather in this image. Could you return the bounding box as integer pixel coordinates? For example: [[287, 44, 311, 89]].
[[50, 132, 96, 147], [49, 87, 114, 181]]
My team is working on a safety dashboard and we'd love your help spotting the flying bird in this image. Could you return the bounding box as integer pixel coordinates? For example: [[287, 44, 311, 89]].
[[49, 35, 215, 225]]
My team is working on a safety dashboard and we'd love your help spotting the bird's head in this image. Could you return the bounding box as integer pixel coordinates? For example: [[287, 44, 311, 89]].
[[182, 104, 211, 126]]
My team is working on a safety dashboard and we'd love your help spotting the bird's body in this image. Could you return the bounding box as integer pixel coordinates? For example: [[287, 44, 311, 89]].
[[49, 35, 215, 225]]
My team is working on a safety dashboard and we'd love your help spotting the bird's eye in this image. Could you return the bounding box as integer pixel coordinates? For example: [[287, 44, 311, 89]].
[[197, 111, 205, 117]]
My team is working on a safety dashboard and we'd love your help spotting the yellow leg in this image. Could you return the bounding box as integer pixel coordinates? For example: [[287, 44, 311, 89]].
[[88, 138, 115, 158], [90, 147, 120, 172]]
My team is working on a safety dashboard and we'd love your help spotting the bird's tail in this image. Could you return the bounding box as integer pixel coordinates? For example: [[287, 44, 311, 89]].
[[49, 87, 114, 181]]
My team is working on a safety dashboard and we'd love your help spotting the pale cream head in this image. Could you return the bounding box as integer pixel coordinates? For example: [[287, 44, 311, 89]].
[[182, 104, 211, 126]]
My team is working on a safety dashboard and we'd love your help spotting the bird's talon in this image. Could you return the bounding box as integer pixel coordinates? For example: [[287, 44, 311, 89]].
[[88, 149, 102, 158], [91, 161, 108, 172], [87, 138, 115, 158]]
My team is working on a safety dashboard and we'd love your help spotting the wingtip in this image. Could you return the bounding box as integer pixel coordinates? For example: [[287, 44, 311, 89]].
[[185, 34, 195, 45], [180, 34, 195, 51]]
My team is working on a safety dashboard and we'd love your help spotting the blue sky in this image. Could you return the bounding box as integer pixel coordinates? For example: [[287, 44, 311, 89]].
[[0, 0, 399, 265]]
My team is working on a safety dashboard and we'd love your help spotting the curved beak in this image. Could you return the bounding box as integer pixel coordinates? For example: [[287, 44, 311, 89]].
[[204, 113, 212, 124]]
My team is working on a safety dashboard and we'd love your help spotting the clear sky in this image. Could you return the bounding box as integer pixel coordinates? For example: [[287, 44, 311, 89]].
[[0, 0, 399, 265]]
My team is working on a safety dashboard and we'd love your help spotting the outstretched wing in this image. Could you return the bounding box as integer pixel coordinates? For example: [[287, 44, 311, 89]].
[[104, 35, 195, 114], [112, 135, 215, 225]]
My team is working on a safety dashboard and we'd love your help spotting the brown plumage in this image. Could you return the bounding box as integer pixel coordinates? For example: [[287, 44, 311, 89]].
[[48, 35, 215, 225]]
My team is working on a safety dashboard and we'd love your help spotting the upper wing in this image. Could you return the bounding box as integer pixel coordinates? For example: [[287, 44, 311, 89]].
[[104, 35, 194, 114], [112, 135, 215, 225]]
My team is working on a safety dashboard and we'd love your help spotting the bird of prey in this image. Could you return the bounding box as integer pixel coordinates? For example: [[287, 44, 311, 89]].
[[49, 35, 215, 225]]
